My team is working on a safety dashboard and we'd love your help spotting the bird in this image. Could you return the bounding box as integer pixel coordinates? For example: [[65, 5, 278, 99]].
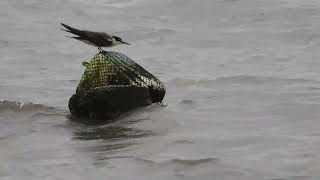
[[60, 23, 130, 52]]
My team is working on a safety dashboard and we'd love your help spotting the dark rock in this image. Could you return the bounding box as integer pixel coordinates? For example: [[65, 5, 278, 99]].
[[69, 85, 152, 120]]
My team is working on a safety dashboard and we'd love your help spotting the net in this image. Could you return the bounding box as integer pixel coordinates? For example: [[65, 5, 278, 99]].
[[76, 51, 165, 103]]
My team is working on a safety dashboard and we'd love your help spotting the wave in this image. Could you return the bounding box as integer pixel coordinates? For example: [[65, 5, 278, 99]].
[[266, 176, 311, 180], [0, 100, 55, 112], [171, 157, 219, 166], [214, 75, 315, 84], [168, 75, 318, 87], [135, 157, 219, 167]]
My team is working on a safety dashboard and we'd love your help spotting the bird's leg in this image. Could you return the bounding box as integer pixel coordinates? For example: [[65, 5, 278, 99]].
[[98, 47, 107, 54]]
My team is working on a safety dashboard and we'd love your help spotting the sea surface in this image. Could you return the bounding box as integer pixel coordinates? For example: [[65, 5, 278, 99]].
[[1, 0, 320, 179]]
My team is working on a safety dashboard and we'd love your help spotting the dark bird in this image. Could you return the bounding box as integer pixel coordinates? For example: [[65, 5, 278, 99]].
[[60, 23, 130, 52]]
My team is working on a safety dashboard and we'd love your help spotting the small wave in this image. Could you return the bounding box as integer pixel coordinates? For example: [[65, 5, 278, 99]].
[[179, 99, 194, 104], [0, 100, 55, 112], [134, 157, 218, 167], [94, 0, 144, 8], [266, 176, 311, 180], [214, 75, 314, 85], [0, 40, 9, 46], [167, 78, 198, 87], [168, 76, 317, 89], [174, 139, 194, 144], [171, 157, 219, 166]]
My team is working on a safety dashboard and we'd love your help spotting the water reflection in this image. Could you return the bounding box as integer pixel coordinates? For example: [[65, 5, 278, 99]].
[[72, 125, 153, 141], [64, 104, 167, 165], [66, 113, 154, 164]]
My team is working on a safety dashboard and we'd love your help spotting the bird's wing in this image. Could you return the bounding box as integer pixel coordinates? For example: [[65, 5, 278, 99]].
[[82, 31, 113, 46], [85, 31, 112, 41], [61, 23, 114, 47]]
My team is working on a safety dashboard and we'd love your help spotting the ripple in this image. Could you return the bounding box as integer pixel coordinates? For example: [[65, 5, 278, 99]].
[[168, 76, 318, 90], [171, 157, 219, 166], [179, 99, 194, 104], [266, 176, 311, 180], [214, 75, 314, 85]]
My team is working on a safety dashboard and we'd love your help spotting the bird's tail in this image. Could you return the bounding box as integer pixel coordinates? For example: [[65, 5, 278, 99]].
[[60, 23, 82, 36], [65, 35, 82, 40]]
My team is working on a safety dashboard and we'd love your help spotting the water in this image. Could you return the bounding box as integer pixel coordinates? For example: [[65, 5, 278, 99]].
[[1, 0, 320, 179]]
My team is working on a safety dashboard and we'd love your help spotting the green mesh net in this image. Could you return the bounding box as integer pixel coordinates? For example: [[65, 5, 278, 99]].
[[76, 51, 165, 103]]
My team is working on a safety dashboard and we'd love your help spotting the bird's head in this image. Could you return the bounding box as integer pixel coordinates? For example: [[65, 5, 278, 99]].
[[112, 36, 131, 45]]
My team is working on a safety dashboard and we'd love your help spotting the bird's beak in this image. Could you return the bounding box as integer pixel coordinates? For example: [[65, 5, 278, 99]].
[[121, 41, 131, 45]]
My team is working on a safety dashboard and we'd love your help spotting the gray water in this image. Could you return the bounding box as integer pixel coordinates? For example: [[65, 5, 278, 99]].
[[1, 0, 320, 179]]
